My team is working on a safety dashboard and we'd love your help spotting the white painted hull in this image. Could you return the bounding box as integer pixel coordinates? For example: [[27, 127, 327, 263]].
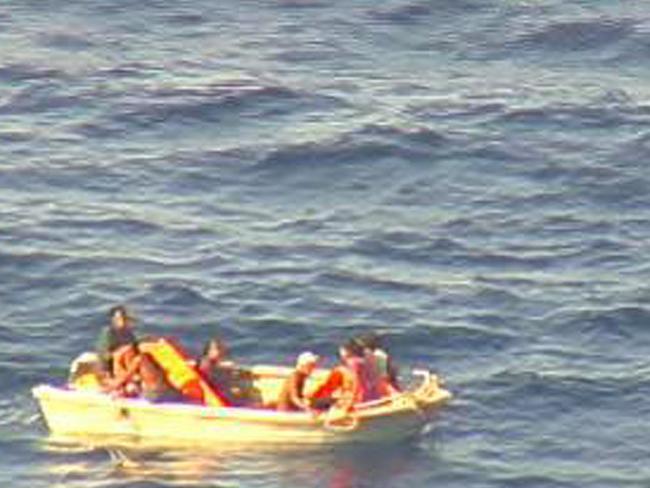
[[33, 369, 451, 448]]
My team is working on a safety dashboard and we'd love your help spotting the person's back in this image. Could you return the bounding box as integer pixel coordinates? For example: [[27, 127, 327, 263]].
[[139, 352, 182, 403]]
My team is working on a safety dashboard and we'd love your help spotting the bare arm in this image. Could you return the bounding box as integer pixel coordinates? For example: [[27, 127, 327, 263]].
[[109, 355, 141, 391], [288, 373, 310, 410]]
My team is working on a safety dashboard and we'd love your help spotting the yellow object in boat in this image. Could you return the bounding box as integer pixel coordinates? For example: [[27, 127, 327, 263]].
[[140, 337, 228, 407]]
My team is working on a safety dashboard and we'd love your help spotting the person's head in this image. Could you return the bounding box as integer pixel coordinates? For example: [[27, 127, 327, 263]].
[[203, 337, 227, 363], [339, 339, 363, 361], [109, 305, 135, 330], [357, 332, 381, 351], [296, 351, 319, 374]]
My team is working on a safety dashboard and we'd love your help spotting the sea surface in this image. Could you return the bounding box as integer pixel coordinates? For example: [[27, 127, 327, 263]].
[[2, 0, 650, 486]]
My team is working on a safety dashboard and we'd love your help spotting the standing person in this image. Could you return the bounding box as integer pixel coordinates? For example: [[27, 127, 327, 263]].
[[95, 305, 137, 375], [276, 352, 320, 412]]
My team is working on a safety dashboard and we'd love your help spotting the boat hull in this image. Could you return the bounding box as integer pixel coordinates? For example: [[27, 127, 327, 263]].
[[33, 379, 451, 447]]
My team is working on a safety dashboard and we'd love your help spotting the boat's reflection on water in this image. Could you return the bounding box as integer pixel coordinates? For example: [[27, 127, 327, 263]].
[[41, 433, 432, 488]]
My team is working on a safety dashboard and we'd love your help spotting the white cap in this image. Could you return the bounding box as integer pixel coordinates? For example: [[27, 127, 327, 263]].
[[296, 351, 319, 368]]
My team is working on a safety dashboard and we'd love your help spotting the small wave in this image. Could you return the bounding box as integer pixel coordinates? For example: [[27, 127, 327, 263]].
[[478, 366, 647, 420], [72, 121, 125, 139], [262, 216, 330, 234], [38, 32, 96, 51], [274, 0, 330, 9], [315, 269, 433, 296], [0, 63, 68, 83], [353, 233, 438, 260], [500, 103, 630, 130], [95, 62, 156, 80], [255, 124, 447, 172], [368, 0, 484, 23], [358, 124, 447, 148], [51, 254, 169, 280], [580, 176, 650, 209], [368, 3, 434, 24], [351, 231, 558, 271], [461, 139, 539, 165], [160, 11, 208, 27], [620, 131, 650, 163], [573, 238, 634, 267], [398, 323, 516, 361], [1, 84, 83, 116], [488, 474, 570, 488], [512, 17, 634, 52], [544, 306, 650, 349], [0, 251, 63, 274], [44, 216, 162, 236], [104, 82, 338, 131], [473, 285, 526, 307], [145, 283, 215, 308], [0, 129, 33, 143], [351, 232, 466, 265], [222, 265, 313, 280]]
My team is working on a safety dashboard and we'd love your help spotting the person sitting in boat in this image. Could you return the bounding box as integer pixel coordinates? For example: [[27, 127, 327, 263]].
[[196, 337, 233, 389], [110, 339, 142, 397], [195, 337, 255, 406], [95, 305, 137, 376], [356, 332, 400, 397], [310, 339, 371, 411], [276, 351, 320, 412], [109, 339, 184, 403], [197, 337, 232, 380]]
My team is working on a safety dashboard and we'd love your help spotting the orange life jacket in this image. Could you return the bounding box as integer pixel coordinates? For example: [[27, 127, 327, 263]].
[[311, 364, 360, 409]]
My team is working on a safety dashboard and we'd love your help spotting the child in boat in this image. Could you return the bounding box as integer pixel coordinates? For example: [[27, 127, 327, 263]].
[[276, 351, 320, 412]]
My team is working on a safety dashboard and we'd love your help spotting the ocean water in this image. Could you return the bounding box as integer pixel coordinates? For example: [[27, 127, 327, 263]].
[[2, 0, 650, 486]]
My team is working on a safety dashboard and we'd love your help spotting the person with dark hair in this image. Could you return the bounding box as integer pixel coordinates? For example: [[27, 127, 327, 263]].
[[195, 336, 252, 405], [310, 339, 371, 410], [95, 305, 137, 375], [196, 337, 234, 387], [356, 332, 400, 397]]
